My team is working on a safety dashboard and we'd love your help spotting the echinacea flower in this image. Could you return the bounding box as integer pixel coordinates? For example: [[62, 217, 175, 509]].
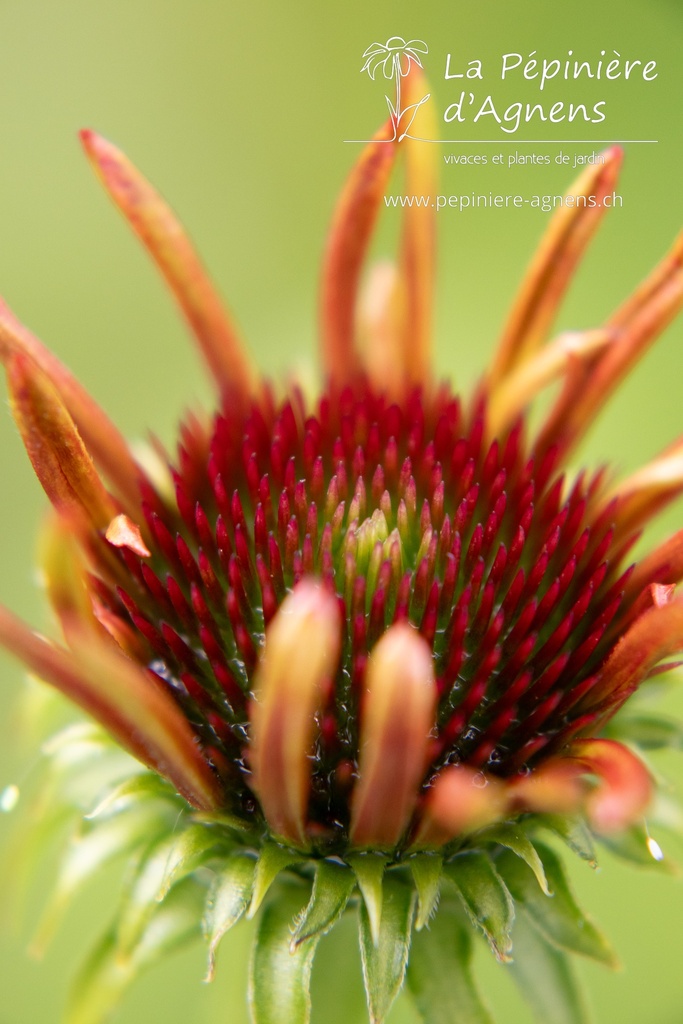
[[3, 65, 683, 1024], [361, 38, 430, 140]]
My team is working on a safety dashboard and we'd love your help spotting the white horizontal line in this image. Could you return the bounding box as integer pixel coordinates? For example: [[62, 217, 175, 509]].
[[343, 139, 659, 144]]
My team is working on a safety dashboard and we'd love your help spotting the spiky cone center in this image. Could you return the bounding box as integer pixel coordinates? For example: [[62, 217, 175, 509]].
[[74, 378, 649, 856]]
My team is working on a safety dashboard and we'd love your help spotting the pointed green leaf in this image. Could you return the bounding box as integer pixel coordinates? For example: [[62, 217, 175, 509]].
[[477, 823, 550, 895], [507, 907, 590, 1024], [444, 851, 514, 962], [359, 874, 416, 1024], [539, 814, 597, 867], [248, 841, 305, 919], [291, 859, 355, 948], [598, 822, 675, 873], [66, 878, 204, 1024], [496, 842, 617, 966], [203, 853, 256, 980], [86, 771, 181, 819], [32, 802, 175, 956], [249, 883, 318, 1024], [116, 833, 185, 956], [347, 853, 389, 946], [410, 854, 442, 930], [157, 822, 230, 900], [407, 899, 493, 1024]]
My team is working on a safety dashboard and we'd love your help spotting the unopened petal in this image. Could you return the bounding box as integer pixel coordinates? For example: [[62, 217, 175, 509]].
[[80, 130, 255, 401], [350, 622, 437, 849], [413, 765, 506, 848], [7, 353, 117, 530], [490, 148, 622, 388], [0, 298, 140, 510], [320, 120, 397, 388], [249, 580, 342, 847], [569, 738, 652, 832]]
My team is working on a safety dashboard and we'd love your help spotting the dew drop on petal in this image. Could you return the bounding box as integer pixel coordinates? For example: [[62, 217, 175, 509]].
[[0, 784, 20, 813]]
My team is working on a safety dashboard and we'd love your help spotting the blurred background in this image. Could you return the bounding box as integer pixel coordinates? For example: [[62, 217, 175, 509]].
[[1, 0, 682, 1021]]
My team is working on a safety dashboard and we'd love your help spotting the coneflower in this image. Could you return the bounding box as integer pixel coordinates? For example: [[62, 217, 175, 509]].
[[2, 66, 683, 1024]]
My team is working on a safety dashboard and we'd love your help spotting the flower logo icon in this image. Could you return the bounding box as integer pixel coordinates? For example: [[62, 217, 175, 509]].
[[361, 37, 430, 140]]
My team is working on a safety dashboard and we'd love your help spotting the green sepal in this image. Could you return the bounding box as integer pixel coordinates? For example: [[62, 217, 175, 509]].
[[507, 906, 590, 1024], [358, 874, 416, 1024], [496, 842, 618, 967], [407, 898, 493, 1024], [597, 822, 675, 873], [248, 840, 306, 919], [476, 822, 550, 895], [203, 852, 256, 981], [410, 853, 442, 930], [249, 882, 319, 1024], [85, 771, 182, 820], [31, 801, 176, 956], [65, 878, 205, 1024], [156, 821, 231, 900], [291, 859, 355, 948], [538, 814, 597, 867], [444, 851, 514, 962], [347, 853, 389, 946]]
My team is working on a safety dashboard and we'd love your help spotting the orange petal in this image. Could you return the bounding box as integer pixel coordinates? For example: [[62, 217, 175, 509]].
[[7, 353, 117, 530], [569, 738, 652, 832], [320, 120, 397, 388], [249, 581, 342, 847], [0, 298, 140, 510], [397, 63, 436, 386], [601, 438, 683, 541], [357, 261, 404, 396], [583, 598, 683, 715], [413, 765, 506, 848], [0, 604, 222, 812], [105, 513, 151, 558], [538, 228, 683, 458], [489, 148, 623, 389], [80, 130, 255, 401], [506, 759, 585, 816], [623, 530, 683, 607], [350, 622, 437, 849]]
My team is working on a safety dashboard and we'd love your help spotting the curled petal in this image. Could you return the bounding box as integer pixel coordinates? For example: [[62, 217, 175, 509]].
[[320, 120, 397, 388], [80, 130, 255, 401], [538, 228, 683, 457], [397, 63, 436, 386], [583, 598, 683, 715], [0, 604, 222, 812], [568, 739, 652, 832], [249, 581, 342, 847], [413, 766, 506, 848], [350, 622, 437, 849], [490, 148, 623, 388], [507, 760, 585, 816], [7, 353, 117, 530], [0, 299, 140, 510]]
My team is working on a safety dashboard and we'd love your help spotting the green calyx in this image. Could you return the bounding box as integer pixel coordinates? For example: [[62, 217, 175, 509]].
[[4, 708, 680, 1024]]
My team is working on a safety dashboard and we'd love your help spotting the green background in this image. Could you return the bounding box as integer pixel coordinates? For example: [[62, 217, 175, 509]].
[[1, 0, 683, 1021]]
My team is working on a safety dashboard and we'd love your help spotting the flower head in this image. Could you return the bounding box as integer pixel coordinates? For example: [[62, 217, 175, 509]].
[[361, 37, 428, 80], [3, 66, 683, 1024]]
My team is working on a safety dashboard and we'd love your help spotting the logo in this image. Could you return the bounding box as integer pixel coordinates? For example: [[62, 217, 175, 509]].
[[361, 37, 431, 141]]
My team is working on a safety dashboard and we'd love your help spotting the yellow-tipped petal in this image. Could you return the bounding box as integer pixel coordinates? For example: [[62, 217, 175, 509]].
[[320, 120, 397, 388], [490, 147, 623, 389], [413, 766, 506, 849], [398, 64, 436, 385], [79, 130, 255, 400], [569, 739, 652, 832], [488, 328, 611, 438], [249, 580, 342, 847], [538, 228, 683, 457], [357, 261, 404, 397], [0, 298, 140, 510], [7, 353, 117, 530], [584, 598, 683, 714], [601, 438, 683, 540], [0, 604, 222, 812], [350, 622, 437, 849], [105, 513, 151, 558]]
